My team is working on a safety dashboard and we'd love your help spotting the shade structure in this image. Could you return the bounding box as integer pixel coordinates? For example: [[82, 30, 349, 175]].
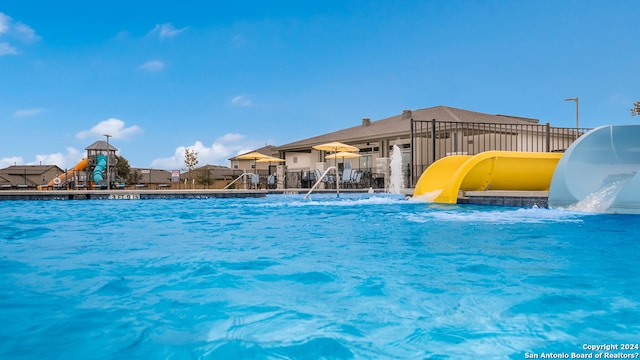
[[312, 142, 359, 153]]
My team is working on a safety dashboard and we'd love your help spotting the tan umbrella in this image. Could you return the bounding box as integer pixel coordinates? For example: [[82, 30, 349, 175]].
[[234, 151, 271, 161], [313, 142, 359, 168], [325, 151, 361, 160], [312, 142, 359, 153], [234, 151, 270, 172], [255, 156, 286, 163], [256, 156, 286, 175]]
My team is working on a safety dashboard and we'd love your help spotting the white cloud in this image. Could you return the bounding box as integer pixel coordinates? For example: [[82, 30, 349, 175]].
[[151, 23, 186, 39], [76, 118, 142, 140], [0, 42, 17, 56], [15, 108, 44, 117], [14, 22, 38, 42], [150, 133, 261, 169], [231, 95, 254, 107], [138, 60, 165, 72], [0, 12, 38, 57], [30, 147, 83, 169], [0, 156, 23, 168], [0, 13, 10, 34]]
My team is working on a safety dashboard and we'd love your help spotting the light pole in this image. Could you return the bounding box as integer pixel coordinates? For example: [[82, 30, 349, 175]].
[[104, 134, 111, 190], [564, 97, 579, 130]]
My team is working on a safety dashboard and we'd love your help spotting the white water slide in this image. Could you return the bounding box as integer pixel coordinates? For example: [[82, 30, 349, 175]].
[[549, 125, 640, 214]]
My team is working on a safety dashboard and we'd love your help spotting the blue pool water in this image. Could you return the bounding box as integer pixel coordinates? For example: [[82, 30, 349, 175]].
[[1, 194, 639, 359]]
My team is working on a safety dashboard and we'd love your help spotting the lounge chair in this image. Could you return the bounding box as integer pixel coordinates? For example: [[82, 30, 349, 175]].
[[250, 173, 260, 189], [341, 168, 352, 187]]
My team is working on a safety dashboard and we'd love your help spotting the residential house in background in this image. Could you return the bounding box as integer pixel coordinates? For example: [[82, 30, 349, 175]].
[[275, 105, 585, 188], [0, 164, 64, 189]]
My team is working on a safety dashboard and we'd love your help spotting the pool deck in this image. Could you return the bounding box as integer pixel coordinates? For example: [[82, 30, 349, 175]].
[[0, 188, 549, 207]]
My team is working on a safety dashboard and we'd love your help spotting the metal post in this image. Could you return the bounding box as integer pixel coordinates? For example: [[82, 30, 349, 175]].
[[409, 117, 414, 187], [564, 97, 579, 130], [104, 134, 112, 189], [431, 119, 437, 163], [545, 123, 551, 152]]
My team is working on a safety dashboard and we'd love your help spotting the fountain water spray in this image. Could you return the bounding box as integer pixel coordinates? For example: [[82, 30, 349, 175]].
[[388, 144, 404, 194]]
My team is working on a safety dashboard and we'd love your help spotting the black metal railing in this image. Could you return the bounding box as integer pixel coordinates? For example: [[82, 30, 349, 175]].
[[410, 119, 590, 187]]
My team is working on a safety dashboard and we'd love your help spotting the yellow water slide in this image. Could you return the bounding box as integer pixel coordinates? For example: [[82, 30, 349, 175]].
[[38, 158, 89, 190], [413, 151, 563, 204]]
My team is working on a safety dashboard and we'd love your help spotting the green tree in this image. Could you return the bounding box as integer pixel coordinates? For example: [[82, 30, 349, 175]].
[[631, 101, 640, 116], [115, 155, 130, 181], [184, 148, 199, 188]]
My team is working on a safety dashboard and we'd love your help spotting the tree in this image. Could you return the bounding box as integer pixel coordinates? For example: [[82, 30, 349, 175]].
[[631, 101, 640, 117], [114, 155, 142, 185], [115, 155, 131, 181], [184, 148, 199, 188]]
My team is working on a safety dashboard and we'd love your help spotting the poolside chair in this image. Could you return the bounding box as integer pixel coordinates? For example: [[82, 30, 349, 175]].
[[267, 174, 276, 189], [341, 168, 352, 186], [250, 173, 260, 189], [314, 168, 335, 189], [349, 170, 363, 188]]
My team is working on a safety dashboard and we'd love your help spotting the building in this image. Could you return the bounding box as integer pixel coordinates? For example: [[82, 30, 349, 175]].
[[180, 164, 237, 189], [129, 168, 173, 189], [0, 165, 64, 189], [275, 105, 585, 189]]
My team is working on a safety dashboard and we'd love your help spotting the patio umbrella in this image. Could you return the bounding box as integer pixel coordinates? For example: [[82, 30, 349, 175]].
[[256, 156, 286, 175], [325, 151, 362, 161], [234, 151, 271, 172], [313, 141, 359, 168], [255, 156, 286, 164], [235, 151, 271, 161], [312, 142, 359, 153]]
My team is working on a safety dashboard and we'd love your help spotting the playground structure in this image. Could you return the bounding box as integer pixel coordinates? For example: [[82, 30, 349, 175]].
[[38, 140, 118, 190], [548, 125, 640, 214], [412, 151, 563, 203]]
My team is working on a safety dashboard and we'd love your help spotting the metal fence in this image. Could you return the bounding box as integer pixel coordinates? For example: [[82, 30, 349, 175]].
[[410, 119, 590, 187]]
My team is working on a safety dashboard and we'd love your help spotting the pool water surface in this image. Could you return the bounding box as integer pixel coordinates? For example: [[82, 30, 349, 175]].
[[1, 194, 638, 359]]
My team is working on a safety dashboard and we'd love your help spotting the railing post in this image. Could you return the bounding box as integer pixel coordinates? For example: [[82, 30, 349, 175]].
[[431, 119, 437, 164], [546, 122, 551, 152], [410, 116, 415, 187]]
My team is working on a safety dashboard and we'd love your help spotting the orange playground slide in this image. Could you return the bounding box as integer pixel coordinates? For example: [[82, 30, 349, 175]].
[[38, 158, 88, 190]]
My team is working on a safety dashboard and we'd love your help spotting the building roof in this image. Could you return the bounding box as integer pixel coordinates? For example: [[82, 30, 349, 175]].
[[275, 105, 540, 151], [0, 164, 63, 176], [85, 140, 118, 151]]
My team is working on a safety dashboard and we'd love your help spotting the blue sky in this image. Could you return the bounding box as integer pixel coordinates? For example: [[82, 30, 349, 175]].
[[1, 1, 638, 170]]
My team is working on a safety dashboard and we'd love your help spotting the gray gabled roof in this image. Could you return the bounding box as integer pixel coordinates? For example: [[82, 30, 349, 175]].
[[275, 105, 540, 151], [85, 140, 118, 151], [0, 164, 63, 176]]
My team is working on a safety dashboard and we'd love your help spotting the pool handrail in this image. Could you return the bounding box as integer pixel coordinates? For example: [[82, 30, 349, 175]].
[[304, 166, 340, 199]]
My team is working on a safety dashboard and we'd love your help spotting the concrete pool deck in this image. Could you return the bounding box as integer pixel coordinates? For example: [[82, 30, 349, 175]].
[[0, 188, 548, 207]]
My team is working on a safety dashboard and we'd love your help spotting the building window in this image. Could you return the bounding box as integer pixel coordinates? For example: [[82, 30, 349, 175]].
[[293, 156, 298, 164], [233, 160, 239, 169]]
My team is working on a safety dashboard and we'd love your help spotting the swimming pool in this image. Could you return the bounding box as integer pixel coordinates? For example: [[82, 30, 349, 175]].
[[1, 194, 638, 359]]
